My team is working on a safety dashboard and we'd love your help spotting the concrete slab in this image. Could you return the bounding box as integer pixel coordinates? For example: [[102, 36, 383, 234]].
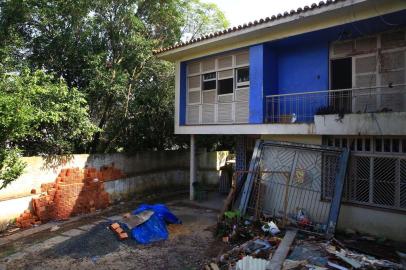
[[78, 224, 95, 231], [61, 229, 85, 237], [4, 251, 26, 262], [104, 215, 123, 221], [24, 242, 49, 253], [42, 235, 70, 247]]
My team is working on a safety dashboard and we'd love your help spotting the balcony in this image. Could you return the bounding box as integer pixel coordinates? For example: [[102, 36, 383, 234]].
[[265, 84, 406, 124]]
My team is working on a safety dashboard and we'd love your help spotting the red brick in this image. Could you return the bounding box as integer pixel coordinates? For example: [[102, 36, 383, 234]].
[[118, 232, 128, 240], [115, 227, 124, 234], [110, 223, 120, 230]]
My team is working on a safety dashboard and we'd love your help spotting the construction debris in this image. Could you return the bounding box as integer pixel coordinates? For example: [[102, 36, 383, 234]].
[[16, 165, 125, 228], [109, 223, 129, 240], [15, 209, 41, 229], [210, 210, 404, 270]]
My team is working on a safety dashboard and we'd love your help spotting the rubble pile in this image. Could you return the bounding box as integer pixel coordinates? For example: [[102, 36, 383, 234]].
[[15, 210, 41, 229], [208, 213, 404, 270], [16, 165, 125, 228]]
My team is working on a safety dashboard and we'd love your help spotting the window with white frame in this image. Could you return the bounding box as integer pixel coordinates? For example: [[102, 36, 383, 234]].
[[185, 50, 250, 125], [202, 72, 216, 91], [322, 136, 406, 211]]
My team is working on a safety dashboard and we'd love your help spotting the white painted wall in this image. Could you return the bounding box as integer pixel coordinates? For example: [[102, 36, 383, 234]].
[[0, 151, 228, 229], [338, 204, 406, 242]]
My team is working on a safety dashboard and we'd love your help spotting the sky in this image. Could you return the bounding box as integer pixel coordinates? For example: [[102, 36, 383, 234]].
[[202, 0, 320, 27]]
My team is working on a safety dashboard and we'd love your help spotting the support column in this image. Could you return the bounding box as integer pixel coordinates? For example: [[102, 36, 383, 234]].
[[190, 134, 197, 200]]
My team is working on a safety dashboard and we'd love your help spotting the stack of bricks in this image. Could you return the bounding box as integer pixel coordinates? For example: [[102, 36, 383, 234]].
[[16, 210, 41, 229], [110, 222, 129, 240], [16, 165, 125, 228]]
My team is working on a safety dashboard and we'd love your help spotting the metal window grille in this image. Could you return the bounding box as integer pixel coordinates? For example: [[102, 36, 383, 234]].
[[323, 136, 406, 211]]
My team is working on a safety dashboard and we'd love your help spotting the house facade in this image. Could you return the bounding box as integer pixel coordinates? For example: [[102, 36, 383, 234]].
[[156, 0, 406, 241]]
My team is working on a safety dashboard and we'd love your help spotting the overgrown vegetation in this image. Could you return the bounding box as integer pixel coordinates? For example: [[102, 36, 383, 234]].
[[0, 0, 230, 189]]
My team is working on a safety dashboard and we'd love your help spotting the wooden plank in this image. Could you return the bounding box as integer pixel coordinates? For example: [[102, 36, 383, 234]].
[[267, 229, 297, 270]]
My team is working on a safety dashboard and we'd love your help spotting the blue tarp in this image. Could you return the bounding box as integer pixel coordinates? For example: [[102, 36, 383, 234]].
[[131, 204, 181, 244]]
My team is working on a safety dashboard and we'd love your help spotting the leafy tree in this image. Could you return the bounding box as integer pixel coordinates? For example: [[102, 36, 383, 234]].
[[181, 0, 229, 41], [0, 0, 230, 156], [0, 68, 97, 189]]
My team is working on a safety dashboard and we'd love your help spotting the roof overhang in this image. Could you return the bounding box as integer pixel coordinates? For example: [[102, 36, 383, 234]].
[[156, 0, 406, 62]]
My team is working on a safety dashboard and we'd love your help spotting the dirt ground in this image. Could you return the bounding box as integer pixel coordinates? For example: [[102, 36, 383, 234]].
[[0, 197, 225, 270]]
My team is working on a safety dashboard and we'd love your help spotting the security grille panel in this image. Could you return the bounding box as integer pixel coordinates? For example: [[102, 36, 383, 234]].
[[188, 91, 201, 104], [217, 103, 233, 122], [218, 55, 233, 69], [373, 157, 396, 206], [381, 30, 406, 49], [347, 156, 370, 203], [332, 41, 353, 56], [202, 90, 216, 104], [187, 62, 200, 75], [235, 88, 249, 101], [401, 160, 406, 208], [236, 51, 249, 66], [202, 104, 215, 124], [218, 69, 233, 79], [187, 105, 200, 124], [355, 37, 377, 52], [324, 136, 406, 211], [355, 56, 377, 73], [188, 75, 200, 89], [218, 93, 233, 103], [235, 102, 249, 123], [202, 59, 215, 72]]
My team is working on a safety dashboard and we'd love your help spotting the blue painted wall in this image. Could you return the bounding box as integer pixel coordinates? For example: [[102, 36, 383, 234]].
[[276, 41, 329, 94], [179, 62, 187, 126], [269, 41, 329, 122]]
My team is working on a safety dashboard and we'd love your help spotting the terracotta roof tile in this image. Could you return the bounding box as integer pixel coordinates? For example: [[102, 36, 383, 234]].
[[154, 0, 347, 54]]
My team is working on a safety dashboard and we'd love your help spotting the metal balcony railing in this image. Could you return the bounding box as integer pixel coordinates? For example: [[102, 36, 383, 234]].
[[265, 84, 406, 123]]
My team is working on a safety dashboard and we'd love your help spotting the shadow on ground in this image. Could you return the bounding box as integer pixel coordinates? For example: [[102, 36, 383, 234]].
[[44, 222, 137, 259]]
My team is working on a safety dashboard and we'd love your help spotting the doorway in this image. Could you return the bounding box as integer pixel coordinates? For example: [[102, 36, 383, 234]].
[[330, 58, 352, 113]]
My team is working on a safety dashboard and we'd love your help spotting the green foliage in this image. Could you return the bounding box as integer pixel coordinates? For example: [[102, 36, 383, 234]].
[[224, 210, 241, 220], [0, 68, 97, 188], [181, 0, 229, 41], [0, 0, 230, 187], [0, 148, 25, 189]]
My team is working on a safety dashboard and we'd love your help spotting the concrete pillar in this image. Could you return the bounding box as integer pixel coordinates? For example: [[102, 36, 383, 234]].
[[190, 134, 196, 200]]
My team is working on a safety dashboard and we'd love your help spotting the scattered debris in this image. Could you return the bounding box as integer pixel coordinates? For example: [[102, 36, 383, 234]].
[[210, 209, 404, 270], [261, 221, 280, 235]]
